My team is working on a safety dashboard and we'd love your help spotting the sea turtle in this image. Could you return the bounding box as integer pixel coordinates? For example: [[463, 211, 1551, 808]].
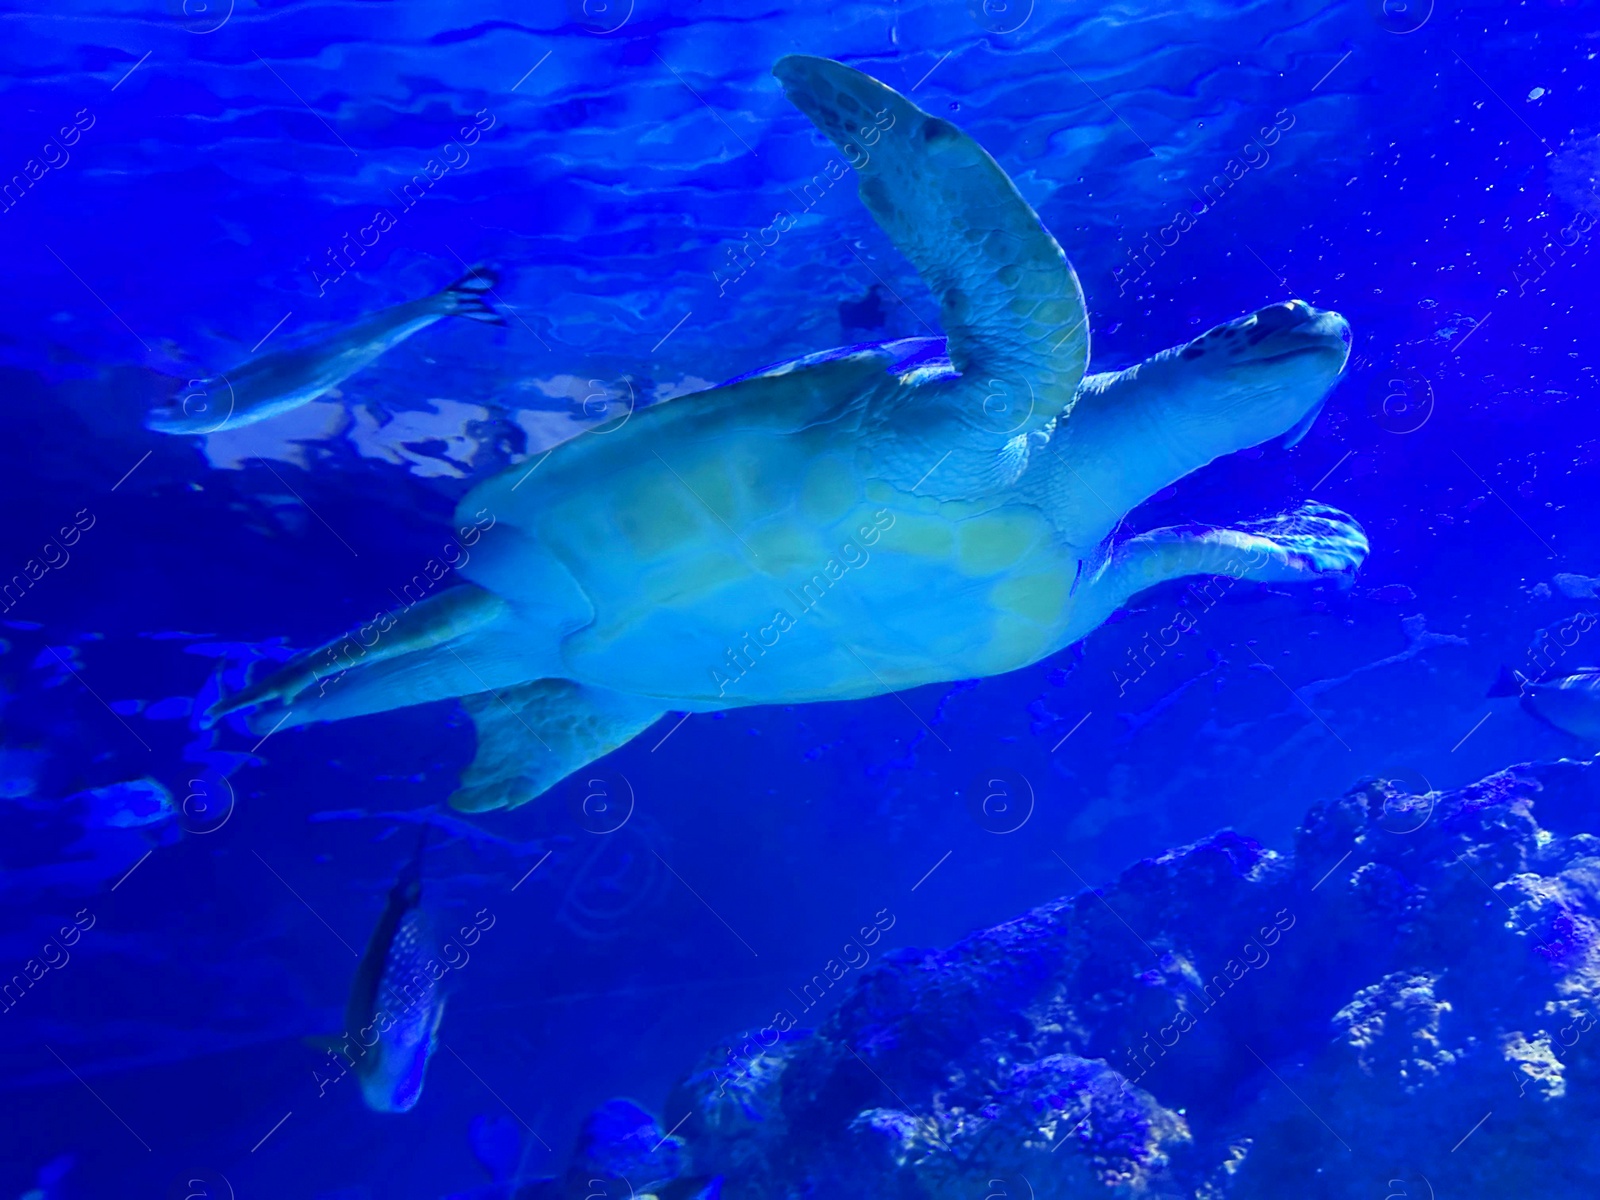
[[208, 55, 1366, 811]]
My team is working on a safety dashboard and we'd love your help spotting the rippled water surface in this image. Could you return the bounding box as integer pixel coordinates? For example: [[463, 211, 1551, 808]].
[[2, 0, 1598, 1195]]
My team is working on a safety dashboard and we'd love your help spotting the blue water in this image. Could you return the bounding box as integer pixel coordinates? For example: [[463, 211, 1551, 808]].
[[1, 0, 1596, 1194]]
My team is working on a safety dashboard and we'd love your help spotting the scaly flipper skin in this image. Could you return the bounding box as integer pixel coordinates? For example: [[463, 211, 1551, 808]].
[[205, 586, 509, 728], [1073, 503, 1369, 636], [773, 56, 1088, 470], [450, 681, 663, 813]]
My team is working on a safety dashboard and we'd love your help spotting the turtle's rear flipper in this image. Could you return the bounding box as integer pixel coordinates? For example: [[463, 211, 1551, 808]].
[[449, 680, 664, 812], [205, 585, 512, 729]]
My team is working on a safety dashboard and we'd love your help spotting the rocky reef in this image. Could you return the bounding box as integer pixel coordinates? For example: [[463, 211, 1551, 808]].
[[655, 758, 1600, 1197]]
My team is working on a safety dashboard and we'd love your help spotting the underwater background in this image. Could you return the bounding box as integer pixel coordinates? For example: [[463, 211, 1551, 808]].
[[2, 0, 1599, 1195]]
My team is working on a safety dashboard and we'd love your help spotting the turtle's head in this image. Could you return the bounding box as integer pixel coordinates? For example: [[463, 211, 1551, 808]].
[[1159, 300, 1351, 452], [1051, 300, 1349, 540]]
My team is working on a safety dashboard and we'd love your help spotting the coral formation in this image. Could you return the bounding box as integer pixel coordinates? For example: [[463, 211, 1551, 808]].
[[661, 758, 1600, 1197]]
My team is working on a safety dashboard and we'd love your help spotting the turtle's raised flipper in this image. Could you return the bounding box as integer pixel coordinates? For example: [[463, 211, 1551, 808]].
[[773, 56, 1088, 430], [206, 585, 512, 728], [449, 680, 663, 812], [1078, 502, 1368, 630]]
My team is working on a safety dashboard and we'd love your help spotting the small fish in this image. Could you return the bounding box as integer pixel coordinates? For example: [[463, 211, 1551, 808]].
[[318, 829, 447, 1113], [1489, 665, 1600, 741], [147, 266, 506, 435]]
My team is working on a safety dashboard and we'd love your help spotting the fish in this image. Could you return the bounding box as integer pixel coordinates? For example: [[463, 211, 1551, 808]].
[[1489, 665, 1600, 741], [314, 828, 447, 1113], [146, 266, 506, 435]]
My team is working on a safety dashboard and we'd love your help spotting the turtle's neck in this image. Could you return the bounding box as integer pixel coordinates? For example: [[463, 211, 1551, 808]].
[[1021, 361, 1217, 548], [1014, 371, 1144, 549]]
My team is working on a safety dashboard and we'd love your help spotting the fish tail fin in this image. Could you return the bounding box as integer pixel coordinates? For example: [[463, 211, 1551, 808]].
[[1488, 665, 1527, 698], [438, 264, 507, 325]]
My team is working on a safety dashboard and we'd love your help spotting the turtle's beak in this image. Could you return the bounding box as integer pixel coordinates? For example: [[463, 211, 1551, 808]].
[[1240, 301, 1350, 371], [1192, 300, 1350, 452]]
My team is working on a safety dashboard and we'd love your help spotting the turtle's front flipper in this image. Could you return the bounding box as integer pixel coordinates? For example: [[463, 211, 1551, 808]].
[[1077, 502, 1368, 631], [773, 56, 1087, 434], [449, 680, 664, 812]]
